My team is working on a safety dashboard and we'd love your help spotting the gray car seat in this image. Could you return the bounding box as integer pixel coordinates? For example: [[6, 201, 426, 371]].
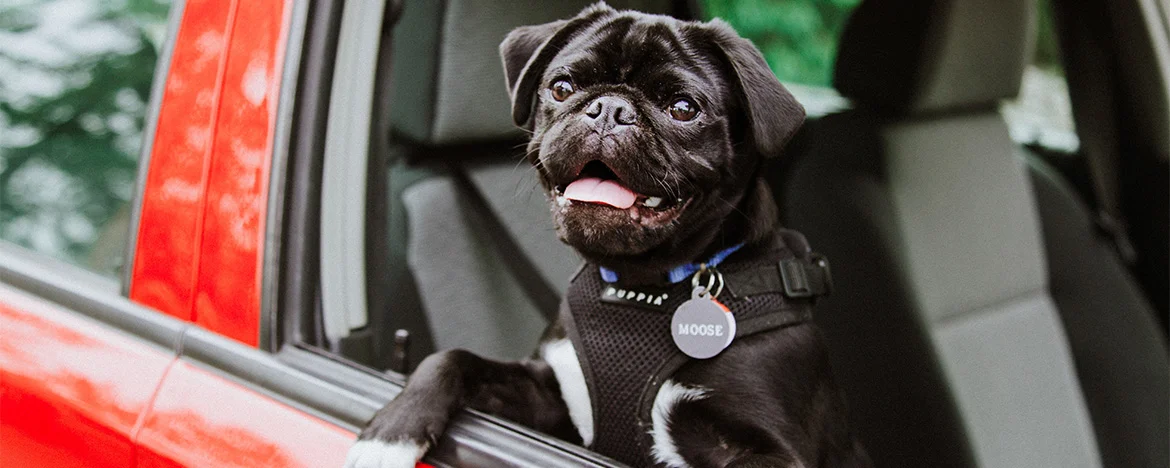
[[381, 0, 668, 362], [778, 0, 1169, 467]]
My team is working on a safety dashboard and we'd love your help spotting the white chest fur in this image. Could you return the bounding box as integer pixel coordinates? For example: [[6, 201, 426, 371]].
[[540, 338, 712, 468], [650, 380, 710, 468], [540, 339, 594, 446]]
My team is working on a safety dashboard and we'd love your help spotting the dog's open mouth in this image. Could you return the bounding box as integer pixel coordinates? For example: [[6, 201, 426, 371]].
[[552, 161, 690, 225]]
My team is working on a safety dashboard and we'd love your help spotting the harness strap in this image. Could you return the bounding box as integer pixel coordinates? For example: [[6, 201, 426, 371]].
[[736, 308, 814, 337], [724, 254, 832, 299]]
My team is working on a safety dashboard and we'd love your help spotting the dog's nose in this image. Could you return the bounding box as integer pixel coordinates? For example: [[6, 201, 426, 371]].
[[585, 96, 638, 128]]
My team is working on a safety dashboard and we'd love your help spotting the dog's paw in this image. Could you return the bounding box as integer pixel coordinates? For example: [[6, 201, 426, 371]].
[[343, 438, 427, 468]]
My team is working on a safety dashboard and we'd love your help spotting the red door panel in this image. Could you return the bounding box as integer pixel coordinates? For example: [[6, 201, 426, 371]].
[[130, 0, 235, 324], [131, 0, 291, 347], [0, 284, 175, 468], [190, 0, 290, 346], [135, 360, 354, 468]]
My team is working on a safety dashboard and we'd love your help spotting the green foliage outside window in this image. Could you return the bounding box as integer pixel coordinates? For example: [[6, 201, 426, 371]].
[[700, 0, 862, 87], [0, 0, 172, 278], [1032, 0, 1063, 73], [700, 0, 1064, 87]]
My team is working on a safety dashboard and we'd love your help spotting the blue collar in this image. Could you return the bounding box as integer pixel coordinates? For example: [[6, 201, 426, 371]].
[[599, 243, 745, 284]]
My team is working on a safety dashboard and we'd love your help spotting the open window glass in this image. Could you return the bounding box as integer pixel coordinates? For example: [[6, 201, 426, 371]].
[[0, 0, 177, 283]]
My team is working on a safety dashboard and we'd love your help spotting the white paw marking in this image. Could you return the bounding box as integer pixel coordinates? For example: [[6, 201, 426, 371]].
[[540, 338, 594, 446], [343, 439, 427, 468], [649, 380, 710, 468]]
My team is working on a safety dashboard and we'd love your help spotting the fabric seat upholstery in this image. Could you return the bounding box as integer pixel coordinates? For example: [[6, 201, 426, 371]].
[[775, 0, 1168, 466], [778, 112, 979, 466], [1027, 156, 1169, 468]]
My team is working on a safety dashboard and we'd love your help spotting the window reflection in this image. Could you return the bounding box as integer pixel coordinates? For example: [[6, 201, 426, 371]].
[[0, 0, 173, 279]]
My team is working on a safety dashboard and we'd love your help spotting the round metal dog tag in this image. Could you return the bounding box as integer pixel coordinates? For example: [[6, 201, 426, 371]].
[[671, 286, 736, 359]]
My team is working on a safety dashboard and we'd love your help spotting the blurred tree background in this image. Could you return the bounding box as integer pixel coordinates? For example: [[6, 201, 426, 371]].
[[699, 0, 862, 86], [1032, 0, 1064, 73], [699, 0, 1063, 87], [0, 0, 172, 277]]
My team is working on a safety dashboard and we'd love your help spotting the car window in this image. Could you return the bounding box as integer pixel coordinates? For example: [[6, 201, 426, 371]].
[[0, 0, 175, 280], [1000, 0, 1079, 153], [701, 0, 1078, 144]]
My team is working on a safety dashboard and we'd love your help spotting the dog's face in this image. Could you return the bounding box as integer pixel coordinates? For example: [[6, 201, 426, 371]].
[[501, 4, 804, 268]]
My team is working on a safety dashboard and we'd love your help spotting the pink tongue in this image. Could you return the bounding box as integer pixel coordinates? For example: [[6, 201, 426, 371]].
[[563, 177, 637, 209]]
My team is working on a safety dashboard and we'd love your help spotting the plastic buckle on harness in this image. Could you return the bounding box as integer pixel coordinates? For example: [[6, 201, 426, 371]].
[[779, 254, 832, 299]]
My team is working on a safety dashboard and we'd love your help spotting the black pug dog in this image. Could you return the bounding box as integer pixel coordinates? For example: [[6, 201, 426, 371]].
[[346, 4, 870, 467]]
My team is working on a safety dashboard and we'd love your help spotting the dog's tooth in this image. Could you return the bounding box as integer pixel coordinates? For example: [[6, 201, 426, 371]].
[[556, 195, 569, 207], [643, 196, 662, 208]]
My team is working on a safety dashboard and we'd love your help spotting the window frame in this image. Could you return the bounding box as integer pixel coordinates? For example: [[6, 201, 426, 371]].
[[317, 0, 384, 344]]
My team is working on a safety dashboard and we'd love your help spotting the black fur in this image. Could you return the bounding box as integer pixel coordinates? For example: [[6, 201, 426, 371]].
[[353, 4, 868, 467], [506, 4, 804, 276]]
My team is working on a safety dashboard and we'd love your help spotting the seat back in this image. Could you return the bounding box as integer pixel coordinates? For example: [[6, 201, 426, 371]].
[[781, 0, 1108, 465]]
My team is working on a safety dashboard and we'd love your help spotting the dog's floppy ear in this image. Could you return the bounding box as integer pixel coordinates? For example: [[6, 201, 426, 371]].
[[500, 3, 616, 128], [705, 19, 805, 159]]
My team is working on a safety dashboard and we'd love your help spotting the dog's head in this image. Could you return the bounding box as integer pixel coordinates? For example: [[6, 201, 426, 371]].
[[501, 3, 805, 272]]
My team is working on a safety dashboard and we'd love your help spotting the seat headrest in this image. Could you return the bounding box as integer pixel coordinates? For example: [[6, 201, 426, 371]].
[[387, 0, 669, 146], [833, 0, 1034, 115]]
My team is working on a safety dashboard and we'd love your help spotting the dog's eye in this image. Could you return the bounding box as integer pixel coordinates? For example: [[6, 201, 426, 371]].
[[550, 80, 575, 102], [668, 99, 699, 121]]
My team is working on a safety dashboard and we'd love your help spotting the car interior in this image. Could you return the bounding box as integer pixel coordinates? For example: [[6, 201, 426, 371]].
[[315, 0, 1168, 466]]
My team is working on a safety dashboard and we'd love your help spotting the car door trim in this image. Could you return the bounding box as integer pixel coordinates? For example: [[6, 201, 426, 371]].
[[317, 0, 389, 340], [1, 243, 184, 351], [259, 0, 311, 352], [277, 344, 622, 467]]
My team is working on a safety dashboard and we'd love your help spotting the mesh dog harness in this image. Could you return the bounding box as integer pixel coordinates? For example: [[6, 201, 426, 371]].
[[559, 229, 832, 467]]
